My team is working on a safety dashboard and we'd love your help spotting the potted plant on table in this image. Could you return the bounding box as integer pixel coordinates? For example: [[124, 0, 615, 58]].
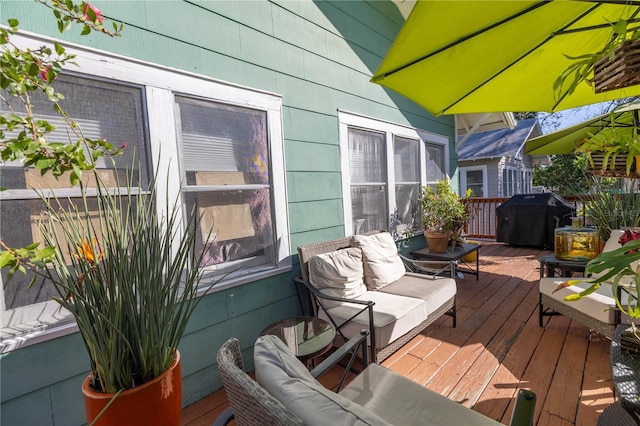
[[419, 178, 468, 253]]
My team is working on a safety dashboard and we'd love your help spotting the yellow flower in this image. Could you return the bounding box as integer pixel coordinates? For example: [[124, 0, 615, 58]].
[[74, 238, 103, 264]]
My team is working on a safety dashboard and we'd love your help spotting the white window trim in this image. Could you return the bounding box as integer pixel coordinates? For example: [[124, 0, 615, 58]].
[[460, 165, 488, 197], [338, 110, 449, 236], [1, 30, 290, 351]]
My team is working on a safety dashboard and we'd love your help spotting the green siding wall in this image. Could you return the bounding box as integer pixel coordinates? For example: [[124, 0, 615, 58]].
[[0, 1, 456, 424]]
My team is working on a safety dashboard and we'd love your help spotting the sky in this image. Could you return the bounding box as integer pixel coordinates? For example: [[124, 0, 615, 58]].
[[536, 99, 636, 134]]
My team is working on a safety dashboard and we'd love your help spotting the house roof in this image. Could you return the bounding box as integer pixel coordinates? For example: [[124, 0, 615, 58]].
[[457, 117, 539, 161]]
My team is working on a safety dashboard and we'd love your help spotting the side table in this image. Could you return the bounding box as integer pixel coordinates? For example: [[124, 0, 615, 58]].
[[539, 254, 587, 279], [410, 243, 481, 280], [260, 316, 336, 362]]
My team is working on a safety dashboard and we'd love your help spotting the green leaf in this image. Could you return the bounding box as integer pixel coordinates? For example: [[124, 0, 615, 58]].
[[81, 25, 91, 36], [8, 19, 19, 29], [0, 251, 14, 269], [54, 42, 65, 55]]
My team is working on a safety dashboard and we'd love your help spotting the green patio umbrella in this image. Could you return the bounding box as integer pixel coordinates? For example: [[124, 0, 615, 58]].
[[525, 103, 640, 155], [371, 1, 640, 116]]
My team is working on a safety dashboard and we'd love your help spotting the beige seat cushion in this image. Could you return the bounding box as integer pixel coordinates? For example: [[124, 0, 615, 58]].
[[351, 232, 406, 290], [380, 273, 456, 314], [254, 335, 389, 425], [339, 363, 501, 425], [540, 277, 617, 324], [308, 247, 367, 308], [320, 287, 428, 349]]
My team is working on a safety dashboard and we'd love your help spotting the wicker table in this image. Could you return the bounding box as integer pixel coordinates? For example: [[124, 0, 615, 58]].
[[260, 316, 335, 362]]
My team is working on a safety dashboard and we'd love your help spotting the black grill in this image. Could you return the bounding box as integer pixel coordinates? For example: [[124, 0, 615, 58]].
[[496, 193, 574, 248]]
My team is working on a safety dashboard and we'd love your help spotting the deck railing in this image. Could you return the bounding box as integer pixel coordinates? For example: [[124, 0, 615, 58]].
[[462, 195, 587, 240]]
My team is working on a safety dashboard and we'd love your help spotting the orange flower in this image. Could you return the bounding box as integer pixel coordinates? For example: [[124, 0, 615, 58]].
[[74, 238, 103, 264]]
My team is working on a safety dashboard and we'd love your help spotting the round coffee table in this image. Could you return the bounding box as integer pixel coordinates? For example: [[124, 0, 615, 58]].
[[260, 316, 336, 362]]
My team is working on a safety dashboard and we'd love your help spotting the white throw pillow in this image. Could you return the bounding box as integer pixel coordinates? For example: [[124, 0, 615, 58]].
[[308, 247, 367, 308], [254, 335, 389, 426], [351, 232, 406, 290]]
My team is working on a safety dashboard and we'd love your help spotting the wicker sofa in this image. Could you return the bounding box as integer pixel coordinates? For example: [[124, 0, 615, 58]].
[[539, 229, 636, 338], [295, 231, 457, 363]]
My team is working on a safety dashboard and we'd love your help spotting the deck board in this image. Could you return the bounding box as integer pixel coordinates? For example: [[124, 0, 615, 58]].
[[181, 242, 615, 426]]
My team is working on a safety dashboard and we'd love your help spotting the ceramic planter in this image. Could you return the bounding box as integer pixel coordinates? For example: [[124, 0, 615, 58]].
[[424, 230, 451, 254], [82, 351, 182, 426]]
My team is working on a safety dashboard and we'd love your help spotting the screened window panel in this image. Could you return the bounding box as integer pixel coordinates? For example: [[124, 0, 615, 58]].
[[348, 128, 386, 184], [467, 170, 484, 197], [425, 143, 445, 183], [395, 184, 420, 232], [177, 97, 270, 185], [176, 96, 275, 273], [0, 74, 147, 190], [394, 137, 419, 182], [351, 185, 387, 234]]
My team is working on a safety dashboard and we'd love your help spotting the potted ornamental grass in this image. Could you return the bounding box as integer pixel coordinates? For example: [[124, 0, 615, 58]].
[[35, 169, 210, 425], [419, 178, 468, 253]]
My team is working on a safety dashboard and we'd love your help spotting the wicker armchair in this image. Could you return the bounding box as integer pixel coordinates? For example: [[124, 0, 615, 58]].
[[214, 331, 369, 426], [213, 332, 537, 426]]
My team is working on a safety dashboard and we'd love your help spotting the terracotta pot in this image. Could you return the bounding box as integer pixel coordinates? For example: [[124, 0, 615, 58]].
[[424, 230, 451, 254], [82, 351, 181, 426]]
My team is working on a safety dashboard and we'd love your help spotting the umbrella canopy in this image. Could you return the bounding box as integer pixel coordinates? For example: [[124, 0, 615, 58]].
[[525, 103, 640, 155], [371, 1, 640, 116]]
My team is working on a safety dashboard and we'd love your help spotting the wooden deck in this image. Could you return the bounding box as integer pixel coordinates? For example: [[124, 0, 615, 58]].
[[181, 242, 615, 426]]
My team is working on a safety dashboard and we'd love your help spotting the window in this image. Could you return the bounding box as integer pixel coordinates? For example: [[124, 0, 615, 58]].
[[1, 74, 148, 336], [501, 165, 532, 197], [339, 111, 448, 237], [1, 33, 288, 349], [175, 97, 276, 276], [460, 166, 487, 197]]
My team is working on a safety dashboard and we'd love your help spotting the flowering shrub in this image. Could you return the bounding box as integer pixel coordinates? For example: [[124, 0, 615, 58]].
[[419, 179, 468, 232]]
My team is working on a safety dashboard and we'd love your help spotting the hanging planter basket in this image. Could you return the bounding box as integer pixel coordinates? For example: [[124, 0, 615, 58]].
[[592, 38, 640, 93], [586, 153, 640, 178]]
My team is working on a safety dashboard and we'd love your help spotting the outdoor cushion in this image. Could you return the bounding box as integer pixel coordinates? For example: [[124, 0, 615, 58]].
[[254, 335, 389, 426], [339, 363, 501, 425], [351, 232, 405, 290], [308, 247, 367, 308], [319, 286, 427, 349], [380, 272, 456, 314], [540, 277, 617, 324]]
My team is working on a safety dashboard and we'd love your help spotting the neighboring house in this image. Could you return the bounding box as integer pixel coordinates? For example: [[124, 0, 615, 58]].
[[0, 1, 463, 424], [457, 118, 543, 198]]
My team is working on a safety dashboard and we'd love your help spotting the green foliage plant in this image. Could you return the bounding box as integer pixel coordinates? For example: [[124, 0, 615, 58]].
[[419, 178, 468, 233], [36, 169, 209, 394], [554, 19, 640, 101], [582, 177, 640, 241], [575, 121, 640, 175]]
